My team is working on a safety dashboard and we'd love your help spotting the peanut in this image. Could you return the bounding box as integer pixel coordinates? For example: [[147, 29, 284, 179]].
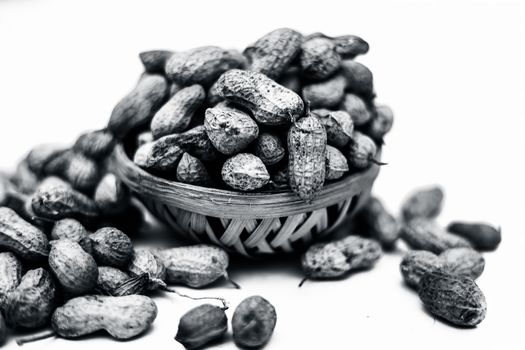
[[204, 103, 259, 155], [440, 247, 485, 279], [447, 221, 501, 251], [31, 177, 99, 219], [244, 28, 303, 80], [288, 111, 327, 202], [300, 37, 341, 80], [400, 250, 442, 290], [94, 173, 130, 215], [356, 196, 400, 248], [400, 218, 472, 254], [325, 145, 349, 180], [346, 131, 380, 169], [73, 129, 116, 160], [176, 153, 212, 187], [64, 152, 101, 193], [254, 132, 286, 166], [341, 60, 374, 96], [161, 125, 221, 162], [301, 236, 382, 280], [49, 239, 98, 294], [0, 252, 22, 311], [401, 185, 444, 221], [151, 84, 206, 138], [160, 244, 233, 288], [25, 143, 67, 176], [312, 109, 354, 148], [302, 74, 347, 109], [5, 268, 56, 328], [51, 295, 157, 339], [232, 295, 277, 348], [133, 139, 183, 172], [95, 266, 130, 295], [367, 104, 394, 142], [221, 153, 270, 191], [90, 227, 133, 267], [139, 50, 173, 73], [418, 269, 486, 327], [0, 207, 49, 260], [175, 304, 228, 350], [51, 218, 92, 254], [107, 73, 168, 138], [306, 33, 369, 59], [128, 248, 167, 291], [342, 93, 371, 126], [217, 69, 304, 125], [165, 46, 246, 86]]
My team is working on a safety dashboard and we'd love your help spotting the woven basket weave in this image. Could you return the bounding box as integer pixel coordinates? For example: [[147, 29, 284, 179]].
[[112, 144, 380, 256]]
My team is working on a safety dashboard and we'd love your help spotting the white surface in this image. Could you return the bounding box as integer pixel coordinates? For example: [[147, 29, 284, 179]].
[[1, 0, 524, 349]]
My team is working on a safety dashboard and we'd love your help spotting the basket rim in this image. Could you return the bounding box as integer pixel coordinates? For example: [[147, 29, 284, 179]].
[[112, 143, 380, 219]]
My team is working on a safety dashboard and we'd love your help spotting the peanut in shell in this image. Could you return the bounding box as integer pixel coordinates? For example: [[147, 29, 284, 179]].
[[221, 153, 270, 191]]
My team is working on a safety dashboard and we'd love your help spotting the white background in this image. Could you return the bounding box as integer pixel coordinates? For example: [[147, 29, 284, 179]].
[[1, 0, 524, 349]]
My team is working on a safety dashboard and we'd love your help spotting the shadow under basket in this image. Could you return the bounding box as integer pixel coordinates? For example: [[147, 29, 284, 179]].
[[112, 144, 380, 256]]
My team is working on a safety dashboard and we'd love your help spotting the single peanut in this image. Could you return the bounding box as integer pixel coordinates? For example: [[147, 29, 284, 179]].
[[49, 239, 98, 294], [341, 60, 374, 96], [176, 153, 212, 187], [151, 84, 206, 139], [175, 303, 228, 350], [221, 153, 270, 191], [133, 138, 183, 172], [367, 104, 394, 142], [302, 74, 347, 109], [232, 295, 277, 348], [312, 109, 354, 148], [356, 197, 400, 248], [139, 50, 173, 73], [0, 206, 49, 260], [325, 145, 349, 180], [400, 250, 443, 290], [90, 227, 133, 267], [25, 143, 67, 176], [447, 221, 501, 251], [95, 266, 130, 295], [51, 218, 92, 254], [440, 247, 485, 279], [300, 37, 341, 80], [72, 129, 116, 160], [341, 93, 371, 126], [346, 131, 380, 169], [401, 185, 444, 221], [253, 132, 286, 166]]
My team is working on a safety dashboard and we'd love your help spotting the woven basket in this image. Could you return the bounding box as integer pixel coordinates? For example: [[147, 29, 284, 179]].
[[112, 143, 380, 256]]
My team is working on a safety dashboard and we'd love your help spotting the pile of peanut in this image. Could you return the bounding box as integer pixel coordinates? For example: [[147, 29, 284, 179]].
[[108, 28, 392, 202], [0, 28, 501, 349]]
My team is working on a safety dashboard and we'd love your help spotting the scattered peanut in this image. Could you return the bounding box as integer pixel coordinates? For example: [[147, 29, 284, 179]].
[[232, 295, 277, 348], [356, 196, 400, 248], [440, 247, 485, 279], [401, 185, 444, 221], [175, 303, 228, 349], [447, 221, 501, 251]]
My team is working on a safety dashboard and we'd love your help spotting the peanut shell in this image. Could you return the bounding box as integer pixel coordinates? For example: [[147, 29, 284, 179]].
[[72, 129, 116, 160], [0, 252, 22, 311], [175, 304, 228, 350], [440, 247, 485, 279], [25, 143, 67, 176], [325, 145, 349, 180], [401, 186, 444, 221], [368, 104, 394, 141], [232, 295, 277, 348], [347, 131, 378, 169], [176, 153, 212, 187], [313, 109, 354, 148], [221, 153, 270, 191], [128, 248, 167, 290], [94, 173, 130, 215], [341, 93, 371, 126], [96, 266, 130, 295], [51, 218, 92, 254], [341, 60, 374, 96], [302, 74, 347, 109], [356, 197, 400, 248], [133, 139, 183, 172], [90, 227, 133, 267], [400, 250, 442, 290], [254, 132, 285, 166], [447, 221, 501, 251], [300, 37, 341, 80], [139, 50, 173, 73]]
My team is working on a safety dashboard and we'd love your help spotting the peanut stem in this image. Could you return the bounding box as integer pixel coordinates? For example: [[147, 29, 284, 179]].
[[16, 329, 56, 346], [162, 286, 229, 310], [370, 158, 387, 166], [223, 273, 241, 289], [298, 277, 308, 287]]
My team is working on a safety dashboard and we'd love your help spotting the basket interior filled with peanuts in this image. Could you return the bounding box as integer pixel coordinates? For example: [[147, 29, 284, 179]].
[[0, 28, 501, 349]]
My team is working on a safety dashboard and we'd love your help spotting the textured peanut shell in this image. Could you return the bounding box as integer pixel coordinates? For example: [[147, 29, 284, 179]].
[[165, 46, 246, 86], [160, 245, 229, 288], [356, 197, 400, 248], [313, 109, 354, 148], [302, 74, 347, 109], [49, 239, 98, 294], [244, 28, 303, 80], [158, 125, 221, 162], [401, 186, 444, 221], [368, 104, 394, 141], [288, 114, 327, 202], [51, 218, 92, 254], [447, 222, 501, 251], [139, 50, 173, 73], [25, 143, 67, 176], [0, 252, 22, 310], [300, 38, 341, 80], [0, 207, 49, 260], [175, 304, 228, 349], [401, 218, 472, 254], [325, 145, 349, 180], [341, 94, 371, 126], [254, 132, 285, 166], [96, 266, 130, 295], [52, 295, 157, 339], [400, 250, 442, 290], [418, 269, 486, 326], [107, 73, 168, 138], [440, 248, 485, 279], [221, 153, 270, 191], [232, 295, 277, 348], [73, 129, 116, 160], [5, 268, 56, 328], [305, 33, 369, 58], [204, 104, 259, 155], [217, 69, 304, 125], [151, 84, 206, 139], [133, 139, 183, 172], [176, 153, 212, 187], [91, 227, 133, 267], [128, 248, 167, 290], [31, 177, 99, 219], [341, 60, 374, 95], [302, 236, 382, 279], [347, 131, 377, 169]]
